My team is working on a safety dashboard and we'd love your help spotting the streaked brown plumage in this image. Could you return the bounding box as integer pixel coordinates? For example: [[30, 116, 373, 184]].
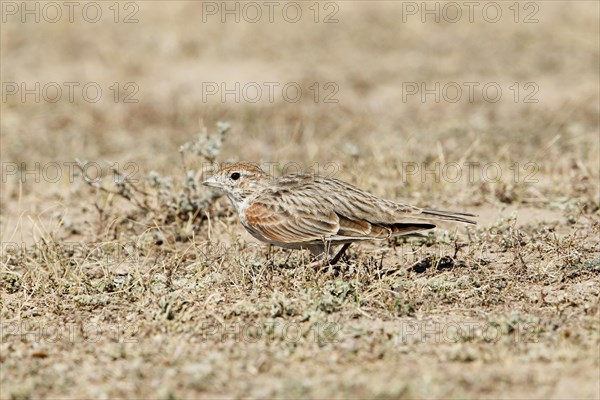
[[203, 162, 476, 266]]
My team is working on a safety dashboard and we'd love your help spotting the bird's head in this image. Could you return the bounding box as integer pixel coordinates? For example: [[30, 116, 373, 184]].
[[202, 162, 269, 206]]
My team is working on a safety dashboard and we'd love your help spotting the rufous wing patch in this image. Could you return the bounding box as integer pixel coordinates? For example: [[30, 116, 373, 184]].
[[244, 201, 339, 244], [337, 217, 371, 237]]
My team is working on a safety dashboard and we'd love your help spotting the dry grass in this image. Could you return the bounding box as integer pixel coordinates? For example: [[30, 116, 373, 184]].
[[1, 2, 599, 399]]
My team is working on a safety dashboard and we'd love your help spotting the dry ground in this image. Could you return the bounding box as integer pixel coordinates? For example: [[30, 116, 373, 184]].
[[1, 1, 599, 399]]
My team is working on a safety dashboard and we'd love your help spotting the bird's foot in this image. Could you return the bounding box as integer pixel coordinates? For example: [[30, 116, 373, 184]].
[[307, 259, 326, 270]]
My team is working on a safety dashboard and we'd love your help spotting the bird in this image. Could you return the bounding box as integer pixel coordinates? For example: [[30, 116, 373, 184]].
[[202, 162, 476, 267]]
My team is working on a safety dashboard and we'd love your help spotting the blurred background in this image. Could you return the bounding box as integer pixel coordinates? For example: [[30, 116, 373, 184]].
[[2, 2, 598, 221]]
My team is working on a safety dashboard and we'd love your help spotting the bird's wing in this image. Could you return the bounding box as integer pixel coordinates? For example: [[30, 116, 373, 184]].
[[244, 199, 340, 244], [245, 199, 414, 244], [244, 182, 433, 244]]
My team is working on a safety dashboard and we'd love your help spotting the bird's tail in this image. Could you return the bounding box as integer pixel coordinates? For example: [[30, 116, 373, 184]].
[[420, 209, 477, 225]]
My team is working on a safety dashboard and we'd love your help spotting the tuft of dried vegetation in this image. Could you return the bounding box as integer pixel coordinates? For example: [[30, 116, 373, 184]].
[[69, 122, 232, 243]]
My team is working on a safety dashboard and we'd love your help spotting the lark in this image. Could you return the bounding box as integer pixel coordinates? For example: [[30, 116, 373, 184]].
[[203, 162, 476, 267]]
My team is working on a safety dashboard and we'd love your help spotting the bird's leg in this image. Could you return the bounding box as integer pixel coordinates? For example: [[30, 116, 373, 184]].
[[329, 243, 351, 265], [306, 243, 351, 269]]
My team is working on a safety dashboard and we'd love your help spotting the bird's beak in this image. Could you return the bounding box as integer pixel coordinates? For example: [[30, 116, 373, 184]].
[[202, 176, 221, 188]]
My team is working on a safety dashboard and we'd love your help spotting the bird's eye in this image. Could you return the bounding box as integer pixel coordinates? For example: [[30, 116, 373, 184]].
[[230, 172, 241, 181]]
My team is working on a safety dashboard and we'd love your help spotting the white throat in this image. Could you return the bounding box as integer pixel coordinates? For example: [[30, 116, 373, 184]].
[[226, 191, 251, 216]]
